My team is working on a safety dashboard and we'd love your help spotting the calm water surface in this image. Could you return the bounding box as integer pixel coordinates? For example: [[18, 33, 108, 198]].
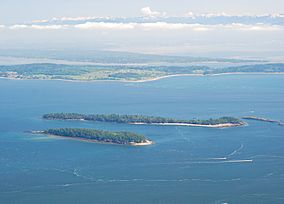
[[0, 75, 283, 204]]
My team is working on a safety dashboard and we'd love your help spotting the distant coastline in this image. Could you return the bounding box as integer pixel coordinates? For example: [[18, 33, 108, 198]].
[[131, 72, 284, 83], [1, 72, 284, 83]]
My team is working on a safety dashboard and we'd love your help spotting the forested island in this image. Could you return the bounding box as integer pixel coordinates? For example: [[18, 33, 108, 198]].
[[34, 128, 152, 146], [43, 113, 245, 128]]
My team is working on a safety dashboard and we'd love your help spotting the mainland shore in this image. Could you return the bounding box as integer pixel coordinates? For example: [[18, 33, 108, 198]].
[[1, 72, 284, 84]]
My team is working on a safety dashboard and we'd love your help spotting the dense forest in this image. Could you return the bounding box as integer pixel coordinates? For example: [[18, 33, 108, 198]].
[[43, 113, 243, 125], [44, 128, 147, 145]]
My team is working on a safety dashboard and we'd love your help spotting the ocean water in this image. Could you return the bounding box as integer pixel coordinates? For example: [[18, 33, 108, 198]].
[[0, 74, 283, 204]]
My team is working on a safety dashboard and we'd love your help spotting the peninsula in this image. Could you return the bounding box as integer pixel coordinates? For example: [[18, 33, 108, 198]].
[[242, 116, 284, 126], [34, 128, 152, 146], [43, 113, 246, 128]]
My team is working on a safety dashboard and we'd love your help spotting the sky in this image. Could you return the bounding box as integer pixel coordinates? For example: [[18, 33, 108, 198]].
[[1, 0, 284, 23], [0, 0, 283, 59]]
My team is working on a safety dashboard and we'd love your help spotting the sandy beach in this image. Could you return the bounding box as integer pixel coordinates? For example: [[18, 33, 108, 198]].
[[1, 72, 284, 84], [129, 140, 153, 146], [131, 122, 246, 128]]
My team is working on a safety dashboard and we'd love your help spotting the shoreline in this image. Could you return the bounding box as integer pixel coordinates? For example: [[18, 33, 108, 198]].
[[43, 118, 246, 128], [129, 140, 153, 146], [243, 116, 284, 126], [1, 72, 284, 84], [0, 74, 202, 83], [129, 72, 284, 83], [31, 131, 153, 146], [209, 72, 284, 77], [130, 122, 246, 128], [132, 74, 203, 82]]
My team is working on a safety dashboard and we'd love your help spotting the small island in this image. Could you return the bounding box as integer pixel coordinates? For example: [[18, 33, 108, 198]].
[[33, 128, 152, 146], [242, 116, 284, 126], [43, 113, 245, 128]]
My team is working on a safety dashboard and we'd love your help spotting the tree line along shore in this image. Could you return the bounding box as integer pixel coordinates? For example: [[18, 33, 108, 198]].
[[31, 113, 247, 146], [34, 128, 152, 146], [43, 113, 245, 127]]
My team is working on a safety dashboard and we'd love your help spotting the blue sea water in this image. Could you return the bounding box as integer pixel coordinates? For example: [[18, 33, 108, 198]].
[[0, 74, 283, 204]]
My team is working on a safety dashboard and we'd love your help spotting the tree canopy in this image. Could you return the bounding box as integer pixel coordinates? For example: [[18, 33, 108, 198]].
[[45, 128, 147, 144], [43, 113, 243, 125]]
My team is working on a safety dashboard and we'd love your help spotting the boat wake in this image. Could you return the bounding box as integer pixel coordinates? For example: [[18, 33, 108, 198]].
[[0, 176, 243, 194], [227, 144, 244, 159]]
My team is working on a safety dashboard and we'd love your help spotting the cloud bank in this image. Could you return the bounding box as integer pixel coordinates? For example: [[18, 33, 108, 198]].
[[3, 7, 284, 31], [8, 22, 283, 32], [141, 7, 166, 17]]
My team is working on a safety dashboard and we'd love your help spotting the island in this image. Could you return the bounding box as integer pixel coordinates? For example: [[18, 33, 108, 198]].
[[242, 116, 284, 126], [43, 113, 246, 128], [33, 128, 153, 146]]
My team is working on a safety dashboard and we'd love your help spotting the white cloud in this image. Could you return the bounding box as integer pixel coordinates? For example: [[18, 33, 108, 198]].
[[223, 23, 283, 31], [185, 11, 284, 18], [141, 7, 165, 17], [0, 25, 5, 29], [30, 25, 67, 30], [32, 19, 49, 23], [270, 13, 284, 18], [138, 23, 283, 31], [9, 24, 67, 30], [9, 24, 29, 29], [140, 22, 188, 30], [186, 11, 196, 18], [186, 11, 231, 18], [192, 26, 211, 31], [51, 16, 100, 22], [5, 9, 284, 33], [201, 12, 231, 18], [74, 22, 136, 30], [13, 11, 284, 29], [7, 22, 284, 32]]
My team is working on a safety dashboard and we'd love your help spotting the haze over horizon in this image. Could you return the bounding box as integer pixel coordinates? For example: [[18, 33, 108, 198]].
[[0, 0, 283, 59]]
